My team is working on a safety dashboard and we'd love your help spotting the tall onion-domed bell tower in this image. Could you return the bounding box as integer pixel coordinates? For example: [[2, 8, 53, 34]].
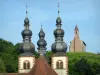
[[18, 4, 35, 73], [51, 1, 68, 75], [37, 25, 47, 55]]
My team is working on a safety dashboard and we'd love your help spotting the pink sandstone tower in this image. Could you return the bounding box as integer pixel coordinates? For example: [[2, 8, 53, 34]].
[[69, 25, 86, 52]]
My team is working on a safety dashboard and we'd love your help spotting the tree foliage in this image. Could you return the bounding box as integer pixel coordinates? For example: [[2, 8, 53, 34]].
[[0, 38, 15, 53], [74, 57, 92, 75], [0, 59, 6, 73], [0, 38, 19, 73]]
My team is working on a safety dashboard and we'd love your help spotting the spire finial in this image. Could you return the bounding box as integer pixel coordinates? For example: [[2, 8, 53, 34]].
[[75, 24, 79, 31], [40, 22, 43, 30], [58, 0, 60, 16], [41, 24, 42, 29], [26, 0, 28, 17], [41, 21, 42, 28]]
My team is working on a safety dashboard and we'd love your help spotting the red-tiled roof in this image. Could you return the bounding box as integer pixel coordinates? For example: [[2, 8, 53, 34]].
[[28, 55, 58, 75], [0, 73, 27, 75]]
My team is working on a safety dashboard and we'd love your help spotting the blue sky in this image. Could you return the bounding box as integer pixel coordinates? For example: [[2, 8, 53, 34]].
[[0, 0, 100, 53]]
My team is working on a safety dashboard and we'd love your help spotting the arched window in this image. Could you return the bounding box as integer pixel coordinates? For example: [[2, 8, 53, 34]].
[[56, 61, 59, 69], [56, 60, 63, 69], [23, 60, 30, 69], [60, 61, 63, 69], [27, 62, 30, 69], [23, 62, 27, 69]]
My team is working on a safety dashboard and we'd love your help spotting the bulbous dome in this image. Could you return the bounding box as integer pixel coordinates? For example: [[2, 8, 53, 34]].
[[24, 17, 29, 24], [56, 17, 62, 24], [37, 39, 47, 46], [51, 42, 67, 53], [21, 29, 32, 36], [54, 29, 64, 37], [39, 29, 45, 38], [19, 42, 35, 53]]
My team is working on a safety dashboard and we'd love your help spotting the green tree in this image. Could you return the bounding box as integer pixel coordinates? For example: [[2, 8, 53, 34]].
[[0, 58, 6, 73], [34, 51, 39, 59], [0, 38, 15, 53], [0, 53, 17, 73], [74, 57, 92, 75], [91, 63, 100, 75], [14, 43, 21, 55], [46, 51, 53, 65]]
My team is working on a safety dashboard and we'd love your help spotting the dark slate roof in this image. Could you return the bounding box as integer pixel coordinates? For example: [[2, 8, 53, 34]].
[[19, 52, 34, 57], [52, 52, 66, 57], [83, 41, 86, 46]]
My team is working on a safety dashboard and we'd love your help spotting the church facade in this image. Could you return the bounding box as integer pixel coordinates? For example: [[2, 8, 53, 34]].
[[69, 25, 86, 52], [0, 1, 87, 75], [0, 2, 68, 75]]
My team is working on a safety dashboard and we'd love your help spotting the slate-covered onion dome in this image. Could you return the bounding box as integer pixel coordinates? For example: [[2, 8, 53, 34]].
[[37, 28, 47, 46], [37, 39, 47, 46], [24, 17, 29, 24], [39, 29, 45, 38], [56, 17, 62, 24], [51, 42, 67, 53], [54, 29, 64, 37], [21, 29, 32, 36], [19, 42, 35, 53]]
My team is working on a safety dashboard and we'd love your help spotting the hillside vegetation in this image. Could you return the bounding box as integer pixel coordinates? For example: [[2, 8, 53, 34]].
[[67, 52, 100, 75], [0, 38, 100, 75], [67, 52, 100, 64]]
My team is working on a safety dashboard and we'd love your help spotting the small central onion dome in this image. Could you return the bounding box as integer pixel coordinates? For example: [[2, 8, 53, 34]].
[[56, 17, 62, 24], [37, 39, 47, 46], [19, 42, 35, 53], [51, 42, 67, 53], [21, 29, 32, 36], [54, 29, 64, 37], [39, 29, 45, 38], [24, 17, 29, 24]]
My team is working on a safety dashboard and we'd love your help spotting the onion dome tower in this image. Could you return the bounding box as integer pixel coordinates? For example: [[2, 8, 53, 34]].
[[51, 1, 68, 75], [37, 25, 47, 55], [18, 3, 35, 73], [19, 6, 35, 54], [51, 2, 67, 55]]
